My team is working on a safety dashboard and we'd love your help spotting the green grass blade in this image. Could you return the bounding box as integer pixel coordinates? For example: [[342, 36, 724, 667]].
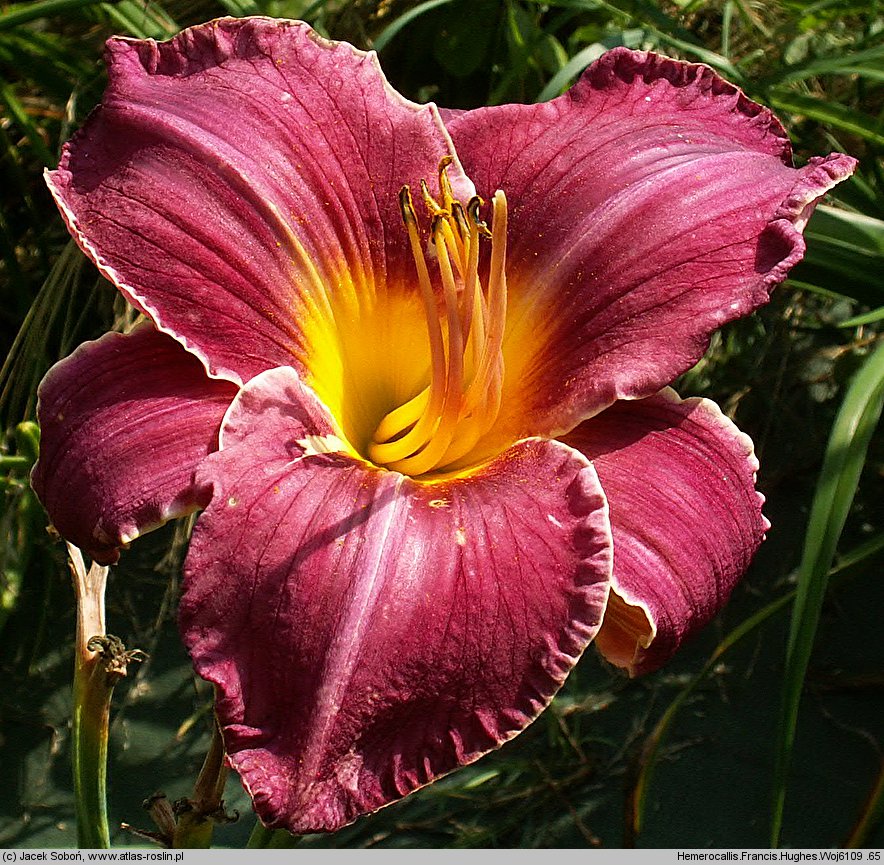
[[372, 0, 457, 53], [762, 45, 884, 86], [97, 0, 178, 40], [845, 756, 884, 848], [216, 0, 262, 15], [629, 531, 884, 840], [0, 79, 56, 168], [770, 338, 884, 847], [646, 31, 742, 80], [629, 591, 794, 840], [0, 240, 91, 427], [535, 42, 606, 101], [0, 29, 93, 93], [806, 206, 884, 256], [0, 0, 103, 31], [839, 306, 884, 328], [770, 90, 884, 147], [598, 0, 698, 44], [789, 206, 884, 307]]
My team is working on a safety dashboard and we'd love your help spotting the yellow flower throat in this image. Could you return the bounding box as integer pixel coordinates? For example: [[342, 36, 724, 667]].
[[365, 158, 509, 477]]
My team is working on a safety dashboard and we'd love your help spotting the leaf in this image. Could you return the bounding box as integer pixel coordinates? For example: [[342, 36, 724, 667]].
[[770, 338, 884, 846], [96, 1, 178, 40], [770, 90, 884, 146], [0, 79, 56, 168], [432, 0, 498, 78], [839, 306, 884, 328], [0, 0, 104, 32], [789, 205, 884, 308], [628, 532, 884, 841], [535, 42, 607, 102], [372, 0, 457, 53], [762, 45, 884, 86], [215, 0, 262, 15]]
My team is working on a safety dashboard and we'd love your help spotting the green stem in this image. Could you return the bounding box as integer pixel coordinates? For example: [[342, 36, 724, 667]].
[[172, 716, 230, 848], [68, 544, 112, 849]]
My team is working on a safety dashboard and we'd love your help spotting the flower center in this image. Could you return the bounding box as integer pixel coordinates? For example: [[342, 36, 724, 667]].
[[366, 158, 508, 477]]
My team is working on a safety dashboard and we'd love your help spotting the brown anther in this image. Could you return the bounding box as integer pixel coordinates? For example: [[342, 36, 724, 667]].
[[451, 201, 469, 239], [399, 185, 416, 224], [467, 196, 492, 237], [437, 155, 456, 207]]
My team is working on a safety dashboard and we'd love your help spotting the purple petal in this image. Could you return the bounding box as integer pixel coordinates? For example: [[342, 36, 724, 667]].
[[46, 17, 471, 385], [562, 389, 767, 675], [181, 367, 612, 832], [446, 48, 856, 435], [31, 325, 236, 564]]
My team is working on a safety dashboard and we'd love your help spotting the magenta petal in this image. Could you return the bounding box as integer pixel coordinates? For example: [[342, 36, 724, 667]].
[[31, 325, 237, 564], [562, 389, 767, 675], [181, 367, 612, 832], [446, 49, 856, 432], [46, 17, 470, 384]]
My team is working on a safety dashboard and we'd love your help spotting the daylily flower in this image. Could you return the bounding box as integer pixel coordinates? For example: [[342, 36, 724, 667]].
[[32, 17, 855, 833]]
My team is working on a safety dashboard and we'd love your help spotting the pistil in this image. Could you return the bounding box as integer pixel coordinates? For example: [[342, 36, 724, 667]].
[[366, 161, 508, 477]]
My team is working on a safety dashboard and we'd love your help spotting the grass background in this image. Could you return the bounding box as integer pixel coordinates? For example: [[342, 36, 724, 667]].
[[1, 0, 883, 849]]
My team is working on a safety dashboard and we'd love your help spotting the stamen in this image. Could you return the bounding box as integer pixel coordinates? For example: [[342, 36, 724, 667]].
[[367, 161, 508, 477], [385, 216, 464, 475], [368, 188, 449, 466], [372, 387, 429, 444], [435, 218, 466, 280], [437, 155, 456, 210], [462, 190, 507, 422], [460, 199, 481, 360], [467, 195, 492, 239]]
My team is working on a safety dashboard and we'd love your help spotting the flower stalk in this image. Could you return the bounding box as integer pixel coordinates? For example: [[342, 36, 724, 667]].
[[69, 543, 145, 848], [170, 715, 233, 848], [69, 542, 112, 848]]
